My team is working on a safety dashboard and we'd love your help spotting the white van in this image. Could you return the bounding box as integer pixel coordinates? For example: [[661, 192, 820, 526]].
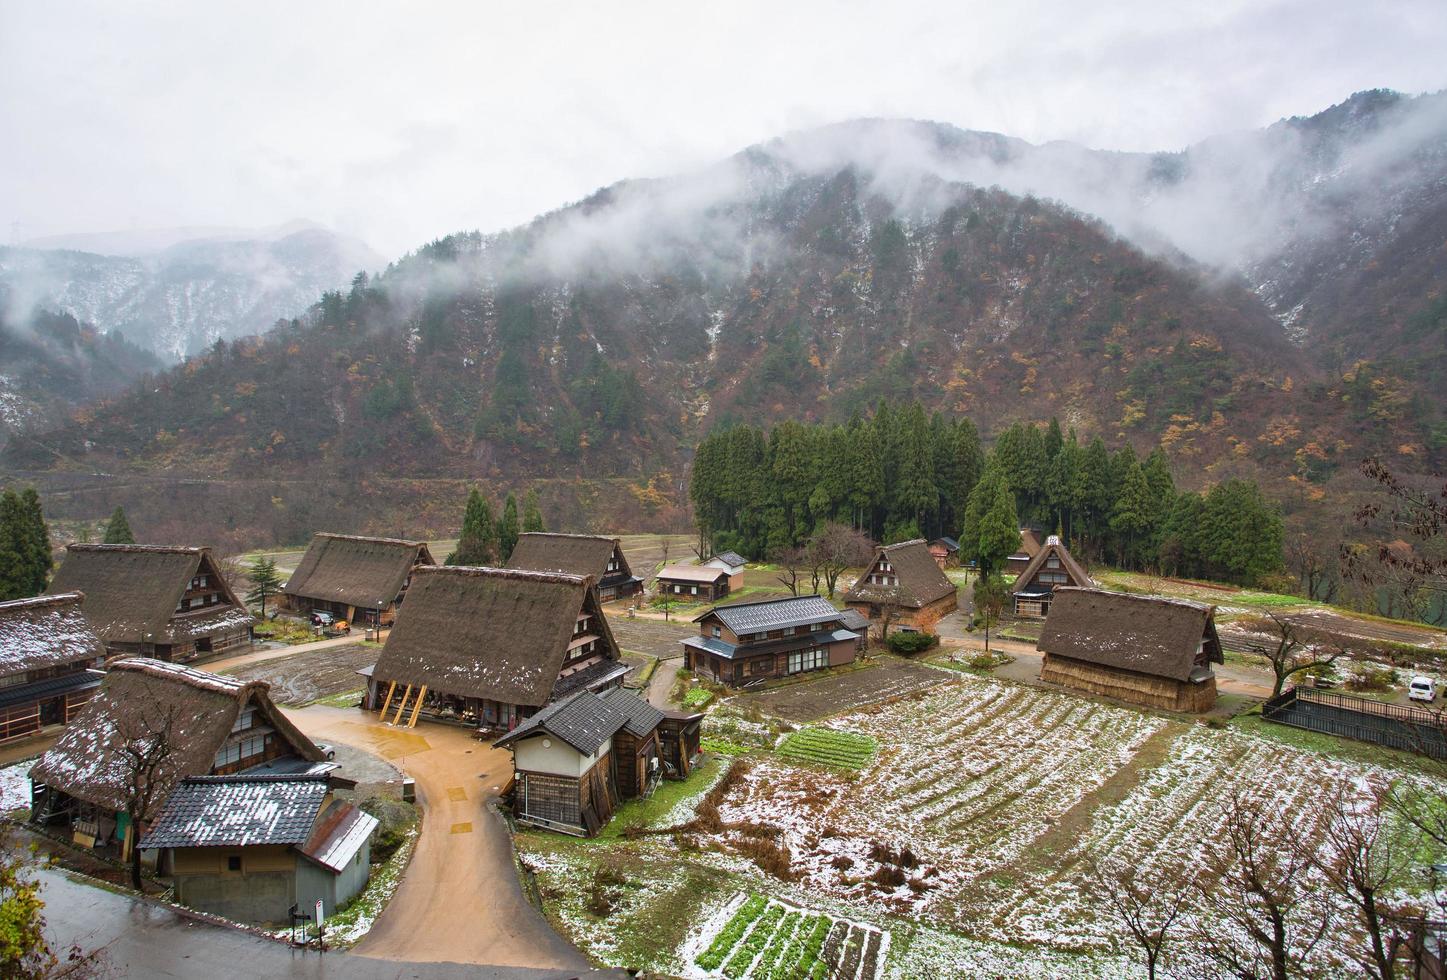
[[1408, 676, 1437, 703]]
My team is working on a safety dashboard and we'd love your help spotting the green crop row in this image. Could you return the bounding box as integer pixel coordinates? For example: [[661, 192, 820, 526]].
[[750, 911, 801, 978], [767, 913, 831, 979], [777, 728, 877, 769], [696, 895, 767, 970], [723, 903, 786, 978]]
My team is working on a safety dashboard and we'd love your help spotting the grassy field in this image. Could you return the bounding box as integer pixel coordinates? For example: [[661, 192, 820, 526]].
[[518, 669, 1447, 978]]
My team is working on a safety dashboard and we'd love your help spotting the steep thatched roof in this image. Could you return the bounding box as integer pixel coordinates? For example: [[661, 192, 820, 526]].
[[506, 532, 628, 581], [844, 539, 956, 608], [1013, 535, 1093, 595], [0, 592, 106, 676], [1010, 528, 1043, 560], [31, 658, 322, 816], [371, 566, 620, 707], [48, 544, 251, 645], [1037, 587, 1224, 682], [284, 533, 434, 609]]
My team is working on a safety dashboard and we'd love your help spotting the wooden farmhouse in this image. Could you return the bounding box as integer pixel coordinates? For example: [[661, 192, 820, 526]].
[[30, 658, 326, 858], [1005, 528, 1044, 576], [0, 593, 105, 744], [701, 551, 748, 587], [655, 563, 732, 602], [1037, 587, 1225, 712], [682, 595, 862, 687], [928, 537, 960, 568], [1011, 535, 1093, 618], [844, 539, 958, 633], [283, 533, 434, 627], [506, 532, 644, 603], [496, 687, 702, 836], [366, 566, 628, 732], [48, 544, 253, 662], [141, 774, 377, 924]]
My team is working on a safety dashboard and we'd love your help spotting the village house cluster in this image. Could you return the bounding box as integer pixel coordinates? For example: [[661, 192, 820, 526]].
[[2, 524, 1247, 928]]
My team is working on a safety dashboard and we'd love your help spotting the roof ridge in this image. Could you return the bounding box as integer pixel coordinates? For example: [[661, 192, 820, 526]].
[[182, 773, 330, 784], [2, 591, 85, 612], [1058, 585, 1215, 613], [66, 543, 206, 555], [109, 657, 249, 694], [517, 532, 618, 542], [712, 594, 832, 609], [882, 538, 928, 550], [314, 532, 426, 547], [415, 564, 589, 585]]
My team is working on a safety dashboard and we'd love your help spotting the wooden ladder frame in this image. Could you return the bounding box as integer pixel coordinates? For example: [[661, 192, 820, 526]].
[[390, 684, 413, 726], [406, 685, 428, 728], [378, 680, 398, 717]]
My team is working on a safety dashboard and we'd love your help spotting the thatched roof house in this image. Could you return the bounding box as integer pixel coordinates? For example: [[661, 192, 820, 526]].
[[283, 533, 435, 625], [1012, 535, 1093, 618], [30, 658, 324, 831], [506, 532, 643, 602], [368, 565, 627, 731], [844, 539, 957, 632], [48, 544, 252, 661], [1037, 587, 1225, 712], [0, 592, 106, 743], [1005, 528, 1044, 575]]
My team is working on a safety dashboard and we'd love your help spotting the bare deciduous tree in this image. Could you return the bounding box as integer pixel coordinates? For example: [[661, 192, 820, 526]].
[[807, 523, 875, 599], [1087, 856, 1191, 980], [1261, 613, 1342, 697], [1195, 788, 1330, 980], [117, 698, 182, 891], [1307, 789, 1413, 979], [773, 546, 806, 597]]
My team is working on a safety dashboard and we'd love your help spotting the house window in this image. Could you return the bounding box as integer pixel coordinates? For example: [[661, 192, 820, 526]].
[[690, 586, 698, 595], [787, 648, 827, 674], [227, 855, 241, 872], [782, 627, 795, 636], [711, 626, 721, 638], [231, 708, 256, 733], [1046, 558, 1060, 569]]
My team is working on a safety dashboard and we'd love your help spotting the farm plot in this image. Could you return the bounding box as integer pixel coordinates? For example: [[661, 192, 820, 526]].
[[223, 643, 375, 705], [742, 657, 952, 722], [687, 894, 889, 980], [704, 678, 1165, 926], [777, 728, 877, 770], [609, 616, 697, 659]]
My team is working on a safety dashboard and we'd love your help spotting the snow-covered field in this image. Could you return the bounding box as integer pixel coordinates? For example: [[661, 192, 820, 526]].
[[0, 762, 32, 814]]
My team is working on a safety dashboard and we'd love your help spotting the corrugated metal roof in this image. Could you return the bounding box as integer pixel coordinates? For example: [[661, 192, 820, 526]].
[[299, 803, 379, 873], [655, 564, 730, 584]]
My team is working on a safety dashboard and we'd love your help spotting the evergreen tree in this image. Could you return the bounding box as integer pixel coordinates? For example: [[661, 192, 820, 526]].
[[950, 418, 984, 530], [1141, 448, 1176, 527], [522, 490, 545, 534], [1075, 437, 1113, 556], [845, 419, 886, 536], [102, 506, 135, 545], [893, 403, 937, 536], [18, 488, 50, 595], [245, 556, 284, 619], [498, 494, 521, 562], [1043, 416, 1064, 462], [1046, 431, 1082, 542], [447, 489, 498, 565], [0, 492, 28, 601], [978, 479, 1022, 574], [1110, 461, 1154, 569]]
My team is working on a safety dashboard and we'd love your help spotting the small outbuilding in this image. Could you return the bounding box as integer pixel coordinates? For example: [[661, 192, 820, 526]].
[[1037, 587, 1225, 713], [844, 539, 958, 634], [142, 773, 377, 925], [283, 533, 435, 627], [495, 688, 671, 837], [927, 537, 960, 568], [1004, 528, 1044, 576], [1011, 535, 1093, 618], [48, 544, 253, 661], [0, 592, 105, 743], [506, 532, 644, 603], [701, 551, 748, 589], [655, 564, 733, 602]]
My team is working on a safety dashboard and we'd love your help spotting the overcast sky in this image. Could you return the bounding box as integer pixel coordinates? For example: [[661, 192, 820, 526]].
[[2, 1, 1443, 258]]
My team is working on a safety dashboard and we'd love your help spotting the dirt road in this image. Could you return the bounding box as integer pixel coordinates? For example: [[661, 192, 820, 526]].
[[202, 631, 379, 674], [282, 705, 590, 970]]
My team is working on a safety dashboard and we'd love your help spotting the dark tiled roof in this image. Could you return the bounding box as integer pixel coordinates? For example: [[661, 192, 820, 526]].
[[31, 658, 322, 816], [553, 659, 631, 698], [602, 687, 666, 737], [844, 539, 957, 608], [682, 635, 738, 659], [494, 688, 658, 755], [284, 533, 433, 610], [372, 565, 622, 707], [699, 594, 844, 633], [139, 775, 329, 849], [709, 552, 748, 568], [838, 609, 871, 632], [48, 545, 251, 645], [1037, 587, 1224, 682], [931, 537, 960, 552], [506, 533, 629, 582], [0, 592, 106, 676], [0, 670, 101, 710]]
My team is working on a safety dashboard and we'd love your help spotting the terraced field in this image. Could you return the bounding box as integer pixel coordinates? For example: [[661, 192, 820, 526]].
[[776, 728, 877, 770], [689, 894, 889, 980]]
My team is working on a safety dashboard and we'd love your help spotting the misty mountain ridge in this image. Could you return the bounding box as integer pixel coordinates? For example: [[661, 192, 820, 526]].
[[0, 223, 383, 359], [3, 89, 1443, 544]]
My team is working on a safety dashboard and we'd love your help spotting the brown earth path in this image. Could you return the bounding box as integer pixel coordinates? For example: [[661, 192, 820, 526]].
[[280, 704, 592, 970]]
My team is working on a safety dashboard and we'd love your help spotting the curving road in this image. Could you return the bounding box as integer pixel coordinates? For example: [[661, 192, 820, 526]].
[[281, 705, 592, 970]]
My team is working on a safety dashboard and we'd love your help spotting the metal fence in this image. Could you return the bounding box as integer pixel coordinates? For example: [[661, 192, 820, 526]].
[[1263, 688, 1447, 760]]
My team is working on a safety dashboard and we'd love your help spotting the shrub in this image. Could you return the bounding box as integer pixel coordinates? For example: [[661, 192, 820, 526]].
[[968, 652, 998, 670], [886, 631, 938, 655], [683, 687, 714, 709], [359, 795, 419, 862], [1346, 663, 1395, 693], [735, 836, 794, 880]]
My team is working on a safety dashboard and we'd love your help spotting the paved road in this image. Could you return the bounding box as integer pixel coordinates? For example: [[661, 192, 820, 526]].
[[282, 705, 592, 970], [646, 655, 684, 708], [36, 866, 623, 979]]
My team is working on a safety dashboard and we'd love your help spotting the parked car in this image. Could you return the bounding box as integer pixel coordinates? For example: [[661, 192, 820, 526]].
[[310, 610, 334, 627], [1408, 676, 1437, 703], [315, 742, 337, 761]]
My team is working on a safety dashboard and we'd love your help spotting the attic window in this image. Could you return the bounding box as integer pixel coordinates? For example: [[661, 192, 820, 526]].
[[711, 626, 721, 638]]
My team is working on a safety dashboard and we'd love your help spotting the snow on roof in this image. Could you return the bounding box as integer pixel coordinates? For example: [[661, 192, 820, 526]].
[[0, 592, 105, 676], [140, 775, 330, 849]]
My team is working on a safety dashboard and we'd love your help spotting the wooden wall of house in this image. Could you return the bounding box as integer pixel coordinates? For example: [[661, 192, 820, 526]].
[[1040, 654, 1217, 713]]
